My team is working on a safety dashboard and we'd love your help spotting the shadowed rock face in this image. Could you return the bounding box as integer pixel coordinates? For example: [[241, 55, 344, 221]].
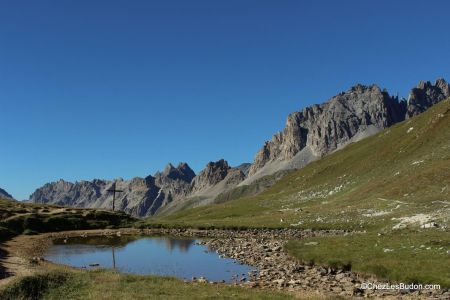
[[406, 78, 450, 118], [0, 187, 13, 200]]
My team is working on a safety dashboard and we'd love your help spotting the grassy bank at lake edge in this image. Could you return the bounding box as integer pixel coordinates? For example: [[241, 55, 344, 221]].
[[0, 269, 334, 300]]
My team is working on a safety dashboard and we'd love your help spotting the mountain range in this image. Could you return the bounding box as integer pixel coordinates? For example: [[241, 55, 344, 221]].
[[29, 78, 450, 217]]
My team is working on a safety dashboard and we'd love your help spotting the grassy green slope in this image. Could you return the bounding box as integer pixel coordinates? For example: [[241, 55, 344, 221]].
[[0, 199, 135, 241], [149, 99, 450, 287], [154, 99, 450, 231]]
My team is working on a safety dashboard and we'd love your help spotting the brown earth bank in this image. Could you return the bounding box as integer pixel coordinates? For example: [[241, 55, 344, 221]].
[[0, 228, 449, 299]]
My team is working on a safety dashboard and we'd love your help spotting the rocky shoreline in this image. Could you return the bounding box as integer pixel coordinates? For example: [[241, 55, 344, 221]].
[[197, 233, 448, 299], [6, 228, 449, 299]]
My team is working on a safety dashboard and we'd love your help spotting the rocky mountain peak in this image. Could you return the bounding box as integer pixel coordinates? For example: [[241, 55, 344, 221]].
[[163, 163, 176, 174], [158, 162, 195, 183], [246, 79, 448, 180], [190, 159, 231, 193], [206, 159, 229, 170], [247, 83, 403, 178], [349, 83, 381, 94], [0, 187, 13, 200], [406, 78, 450, 118], [435, 78, 449, 91]]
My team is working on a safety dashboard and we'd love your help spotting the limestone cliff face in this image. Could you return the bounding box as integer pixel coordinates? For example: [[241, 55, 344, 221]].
[[406, 78, 449, 118], [247, 84, 404, 177], [247, 79, 449, 178]]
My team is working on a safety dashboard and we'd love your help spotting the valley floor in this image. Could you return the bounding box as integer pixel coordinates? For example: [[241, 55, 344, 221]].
[[1, 228, 449, 299]]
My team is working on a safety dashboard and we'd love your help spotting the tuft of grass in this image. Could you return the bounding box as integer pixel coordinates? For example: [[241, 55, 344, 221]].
[[0, 271, 68, 300]]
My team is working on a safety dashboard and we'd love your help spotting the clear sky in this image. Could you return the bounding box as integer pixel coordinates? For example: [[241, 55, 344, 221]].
[[1, 0, 449, 200]]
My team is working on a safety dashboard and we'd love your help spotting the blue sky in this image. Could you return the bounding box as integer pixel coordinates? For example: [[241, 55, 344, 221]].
[[1, 0, 449, 200]]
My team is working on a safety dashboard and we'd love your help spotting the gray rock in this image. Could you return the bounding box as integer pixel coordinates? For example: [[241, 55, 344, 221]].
[[30, 159, 246, 217], [406, 78, 449, 118], [190, 159, 231, 194], [247, 79, 449, 178], [30, 163, 196, 217]]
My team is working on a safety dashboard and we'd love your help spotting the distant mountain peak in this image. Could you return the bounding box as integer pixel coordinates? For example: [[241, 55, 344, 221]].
[[159, 162, 195, 183], [407, 78, 449, 118], [0, 187, 13, 200]]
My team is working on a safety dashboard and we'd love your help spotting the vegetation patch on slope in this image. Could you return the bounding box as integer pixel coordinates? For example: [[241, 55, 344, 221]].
[[0, 199, 135, 242]]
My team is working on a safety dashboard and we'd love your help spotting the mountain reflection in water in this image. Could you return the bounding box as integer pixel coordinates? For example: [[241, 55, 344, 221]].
[[45, 235, 254, 282], [155, 237, 195, 252]]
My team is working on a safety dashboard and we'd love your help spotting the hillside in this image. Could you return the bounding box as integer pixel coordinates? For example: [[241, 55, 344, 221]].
[[0, 189, 13, 201], [159, 99, 450, 230], [150, 99, 450, 287]]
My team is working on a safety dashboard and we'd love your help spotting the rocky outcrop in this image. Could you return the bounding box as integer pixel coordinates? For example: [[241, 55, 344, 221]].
[[0, 187, 13, 200], [246, 79, 449, 180], [30, 179, 106, 207], [156, 160, 247, 215], [190, 159, 231, 194], [30, 160, 246, 217], [30, 163, 196, 217], [406, 78, 450, 118]]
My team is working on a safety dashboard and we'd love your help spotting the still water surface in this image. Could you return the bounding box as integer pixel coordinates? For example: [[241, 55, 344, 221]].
[[45, 235, 255, 282]]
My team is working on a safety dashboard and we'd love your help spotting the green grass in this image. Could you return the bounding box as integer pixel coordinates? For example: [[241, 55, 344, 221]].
[[214, 170, 293, 205], [142, 99, 450, 287], [150, 99, 450, 231], [0, 271, 68, 300], [0, 270, 299, 300], [0, 199, 135, 241], [285, 229, 450, 288]]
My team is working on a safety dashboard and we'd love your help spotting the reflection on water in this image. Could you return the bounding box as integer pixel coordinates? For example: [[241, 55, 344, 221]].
[[154, 237, 195, 253], [53, 236, 195, 253], [45, 236, 254, 282]]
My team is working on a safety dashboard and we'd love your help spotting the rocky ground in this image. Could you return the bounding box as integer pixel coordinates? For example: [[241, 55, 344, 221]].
[[196, 232, 449, 299], [2, 228, 449, 299]]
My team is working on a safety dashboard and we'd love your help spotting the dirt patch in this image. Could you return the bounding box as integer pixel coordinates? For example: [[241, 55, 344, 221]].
[[392, 214, 433, 230]]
